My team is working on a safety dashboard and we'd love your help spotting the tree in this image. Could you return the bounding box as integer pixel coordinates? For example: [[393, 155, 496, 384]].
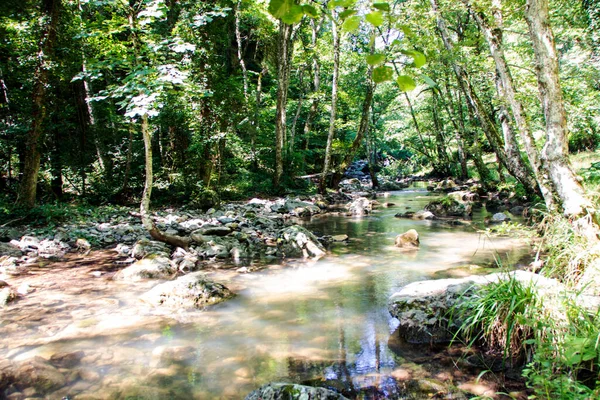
[[16, 0, 62, 207]]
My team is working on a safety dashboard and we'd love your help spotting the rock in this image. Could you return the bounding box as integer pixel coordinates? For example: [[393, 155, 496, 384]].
[[448, 190, 479, 203], [388, 271, 562, 344], [278, 226, 326, 259], [49, 351, 85, 369], [346, 197, 373, 216], [141, 272, 234, 309], [19, 236, 40, 250], [177, 255, 199, 272], [15, 358, 66, 393], [0, 286, 18, 306], [0, 280, 7, 288], [196, 225, 232, 237], [395, 210, 435, 220], [75, 238, 92, 251], [113, 255, 176, 282], [0, 242, 22, 257], [510, 206, 525, 216], [425, 197, 471, 218], [131, 239, 171, 259], [245, 383, 349, 400], [395, 230, 420, 249], [433, 179, 458, 193], [16, 283, 33, 295], [491, 212, 510, 223], [151, 345, 197, 367], [115, 243, 131, 257], [331, 234, 349, 242], [339, 178, 363, 192]]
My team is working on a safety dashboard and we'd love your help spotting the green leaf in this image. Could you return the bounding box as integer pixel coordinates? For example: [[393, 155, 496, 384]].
[[402, 50, 426, 68], [372, 2, 390, 12], [399, 24, 415, 38], [341, 16, 361, 32], [372, 66, 394, 83], [366, 53, 386, 66], [281, 4, 304, 24], [365, 11, 384, 27], [328, 0, 355, 9], [302, 4, 319, 18], [339, 9, 357, 20], [268, 0, 293, 18], [397, 75, 416, 92], [422, 75, 437, 87]]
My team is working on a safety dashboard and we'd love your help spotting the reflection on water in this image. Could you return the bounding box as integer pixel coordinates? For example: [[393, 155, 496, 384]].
[[2, 188, 532, 399]]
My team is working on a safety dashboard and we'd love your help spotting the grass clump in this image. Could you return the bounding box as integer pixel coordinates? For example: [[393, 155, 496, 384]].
[[452, 275, 538, 365]]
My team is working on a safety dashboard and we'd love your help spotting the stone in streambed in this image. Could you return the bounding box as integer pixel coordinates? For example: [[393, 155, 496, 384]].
[[0, 242, 22, 257], [278, 225, 326, 259], [131, 239, 171, 259], [0, 286, 18, 306], [245, 383, 349, 400], [395, 230, 420, 249], [113, 255, 176, 281], [15, 357, 66, 393], [141, 272, 233, 309]]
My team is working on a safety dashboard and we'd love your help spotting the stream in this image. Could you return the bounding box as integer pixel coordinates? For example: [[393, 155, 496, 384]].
[[0, 187, 532, 399]]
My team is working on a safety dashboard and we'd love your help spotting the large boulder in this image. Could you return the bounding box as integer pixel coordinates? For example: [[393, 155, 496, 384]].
[[278, 226, 326, 259], [113, 255, 176, 281], [388, 271, 562, 344], [395, 230, 420, 249], [424, 197, 472, 218], [245, 383, 349, 400], [141, 272, 233, 309]]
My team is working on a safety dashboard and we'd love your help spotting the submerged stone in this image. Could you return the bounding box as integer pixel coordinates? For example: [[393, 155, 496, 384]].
[[245, 383, 349, 400], [278, 225, 326, 259]]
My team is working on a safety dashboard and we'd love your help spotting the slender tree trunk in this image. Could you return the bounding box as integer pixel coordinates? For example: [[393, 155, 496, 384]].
[[320, 17, 340, 193], [16, 0, 61, 207], [121, 123, 134, 193], [235, 0, 249, 103], [430, 0, 539, 196], [525, 0, 595, 221], [252, 66, 267, 166], [404, 93, 432, 161], [331, 66, 375, 188], [289, 67, 305, 159], [432, 90, 450, 176], [302, 18, 323, 154], [440, 81, 469, 179], [274, 22, 293, 188], [140, 114, 190, 249], [464, 0, 557, 208]]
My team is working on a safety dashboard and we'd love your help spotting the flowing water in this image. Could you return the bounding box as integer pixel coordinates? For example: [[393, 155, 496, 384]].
[[1, 188, 532, 399]]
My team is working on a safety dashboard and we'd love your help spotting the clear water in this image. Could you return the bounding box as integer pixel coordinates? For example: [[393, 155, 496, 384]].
[[1, 188, 531, 399]]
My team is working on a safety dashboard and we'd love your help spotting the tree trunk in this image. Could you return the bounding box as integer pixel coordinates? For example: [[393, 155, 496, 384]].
[[464, 0, 557, 208], [16, 0, 61, 207], [524, 0, 596, 221], [430, 0, 539, 196], [274, 22, 293, 188], [289, 67, 305, 160], [140, 114, 190, 249], [331, 66, 375, 188], [235, 0, 249, 103], [302, 18, 323, 154], [440, 81, 469, 179], [319, 17, 340, 193]]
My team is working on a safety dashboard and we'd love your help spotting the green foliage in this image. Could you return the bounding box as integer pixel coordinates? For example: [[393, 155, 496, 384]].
[[373, 66, 394, 83], [452, 275, 538, 362], [569, 130, 600, 153], [396, 75, 416, 92]]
